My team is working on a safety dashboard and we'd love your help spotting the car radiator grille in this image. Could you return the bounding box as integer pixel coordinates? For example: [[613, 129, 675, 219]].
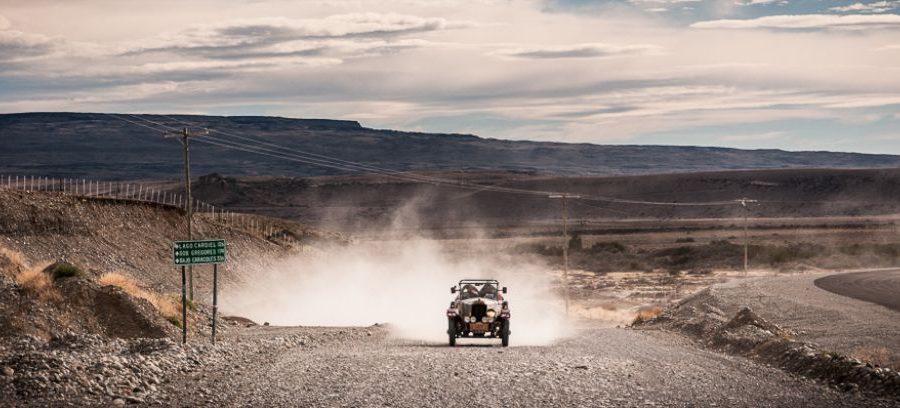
[[472, 303, 487, 321]]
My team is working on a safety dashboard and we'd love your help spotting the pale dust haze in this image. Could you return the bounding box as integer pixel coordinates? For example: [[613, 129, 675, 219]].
[[224, 237, 571, 346]]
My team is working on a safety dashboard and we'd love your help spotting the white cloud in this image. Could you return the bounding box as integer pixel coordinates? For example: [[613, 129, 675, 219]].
[[0, 15, 9, 30], [720, 131, 785, 142], [0, 30, 58, 60], [132, 56, 342, 75], [629, 0, 700, 3], [691, 13, 900, 30], [830, 1, 899, 13], [736, 0, 784, 5], [1, 1, 900, 153], [132, 13, 470, 54], [492, 43, 663, 59]]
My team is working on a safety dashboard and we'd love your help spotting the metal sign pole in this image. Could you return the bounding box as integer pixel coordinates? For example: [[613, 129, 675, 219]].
[[173, 239, 226, 345], [212, 263, 218, 345], [181, 265, 187, 344]]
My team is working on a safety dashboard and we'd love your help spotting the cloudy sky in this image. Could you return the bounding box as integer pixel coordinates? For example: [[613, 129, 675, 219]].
[[1, 0, 899, 153]]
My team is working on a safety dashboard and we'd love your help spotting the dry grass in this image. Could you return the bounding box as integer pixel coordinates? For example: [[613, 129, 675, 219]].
[[99, 272, 180, 325], [4, 248, 61, 302], [0, 246, 29, 276], [631, 306, 664, 325], [851, 346, 900, 369], [15, 262, 60, 302]]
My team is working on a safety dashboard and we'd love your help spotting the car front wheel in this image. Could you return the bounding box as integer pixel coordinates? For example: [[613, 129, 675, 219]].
[[448, 319, 457, 347], [500, 320, 510, 347]]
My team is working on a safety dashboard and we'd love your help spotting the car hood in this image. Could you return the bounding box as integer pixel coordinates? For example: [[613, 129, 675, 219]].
[[457, 297, 502, 314]]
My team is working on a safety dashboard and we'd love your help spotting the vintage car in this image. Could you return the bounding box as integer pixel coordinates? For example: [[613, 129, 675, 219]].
[[446, 279, 510, 347]]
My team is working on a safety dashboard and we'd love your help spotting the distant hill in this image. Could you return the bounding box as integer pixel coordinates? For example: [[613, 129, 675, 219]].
[[181, 168, 900, 231], [2, 112, 899, 180]]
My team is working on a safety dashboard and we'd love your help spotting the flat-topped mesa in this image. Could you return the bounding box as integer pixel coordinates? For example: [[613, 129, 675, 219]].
[[226, 116, 363, 130]]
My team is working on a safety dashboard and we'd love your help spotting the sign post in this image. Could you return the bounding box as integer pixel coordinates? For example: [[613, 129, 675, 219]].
[[212, 264, 218, 344], [173, 239, 226, 344], [181, 265, 187, 344]]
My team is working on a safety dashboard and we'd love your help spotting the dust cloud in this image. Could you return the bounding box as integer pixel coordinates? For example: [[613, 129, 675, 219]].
[[224, 238, 570, 346]]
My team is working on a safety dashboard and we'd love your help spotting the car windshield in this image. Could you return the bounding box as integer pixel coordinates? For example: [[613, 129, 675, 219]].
[[460, 284, 480, 299], [479, 284, 497, 298], [458, 282, 499, 300]]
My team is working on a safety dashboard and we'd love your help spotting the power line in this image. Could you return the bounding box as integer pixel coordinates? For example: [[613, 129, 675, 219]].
[[123, 114, 539, 194], [121, 114, 557, 197], [569, 199, 633, 216], [147, 115, 747, 205], [108, 113, 748, 207], [158, 115, 461, 185]]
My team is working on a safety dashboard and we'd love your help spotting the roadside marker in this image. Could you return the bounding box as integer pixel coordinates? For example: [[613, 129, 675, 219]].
[[173, 239, 226, 345]]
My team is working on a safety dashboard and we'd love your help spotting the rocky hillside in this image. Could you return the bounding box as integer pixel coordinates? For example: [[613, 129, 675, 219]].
[[0, 188, 345, 405], [1, 189, 338, 290], [3, 112, 900, 179], [0, 188, 342, 339]]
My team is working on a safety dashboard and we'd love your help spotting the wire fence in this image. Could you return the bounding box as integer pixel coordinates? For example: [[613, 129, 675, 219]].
[[0, 174, 304, 245]]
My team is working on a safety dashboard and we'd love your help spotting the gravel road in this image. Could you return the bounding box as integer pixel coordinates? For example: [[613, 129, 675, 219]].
[[815, 268, 900, 312], [150, 324, 889, 407], [705, 271, 900, 365]]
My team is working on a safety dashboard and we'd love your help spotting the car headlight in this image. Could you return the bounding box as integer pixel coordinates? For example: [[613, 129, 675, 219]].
[[482, 317, 491, 323], [486, 310, 496, 318], [468, 316, 475, 323]]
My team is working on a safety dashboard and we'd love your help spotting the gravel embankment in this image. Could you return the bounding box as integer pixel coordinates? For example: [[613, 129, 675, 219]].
[[642, 271, 900, 399], [0, 327, 310, 407], [149, 325, 890, 407], [696, 272, 900, 363]]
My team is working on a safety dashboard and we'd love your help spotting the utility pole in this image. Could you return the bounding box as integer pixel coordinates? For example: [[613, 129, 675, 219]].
[[736, 198, 758, 275], [164, 127, 209, 301], [549, 194, 581, 315]]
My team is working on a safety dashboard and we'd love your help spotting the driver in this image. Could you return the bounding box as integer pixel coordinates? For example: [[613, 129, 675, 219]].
[[462, 284, 479, 299], [479, 283, 497, 298]]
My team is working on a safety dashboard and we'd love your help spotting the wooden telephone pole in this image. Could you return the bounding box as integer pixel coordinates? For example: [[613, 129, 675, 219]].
[[549, 194, 581, 315], [164, 127, 208, 301], [736, 198, 758, 275]]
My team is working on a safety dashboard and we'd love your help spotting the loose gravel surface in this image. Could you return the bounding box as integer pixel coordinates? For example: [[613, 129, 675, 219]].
[[706, 272, 900, 365], [149, 325, 889, 407], [815, 268, 900, 312]]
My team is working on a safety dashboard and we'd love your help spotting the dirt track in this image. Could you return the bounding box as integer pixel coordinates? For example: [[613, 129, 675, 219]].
[[672, 271, 900, 372], [149, 325, 891, 407], [815, 269, 900, 312]]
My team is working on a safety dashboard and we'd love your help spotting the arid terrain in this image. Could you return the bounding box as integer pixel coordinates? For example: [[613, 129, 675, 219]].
[[1, 179, 899, 406], [173, 168, 900, 231], [4, 113, 900, 180], [4, 0, 900, 400]]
